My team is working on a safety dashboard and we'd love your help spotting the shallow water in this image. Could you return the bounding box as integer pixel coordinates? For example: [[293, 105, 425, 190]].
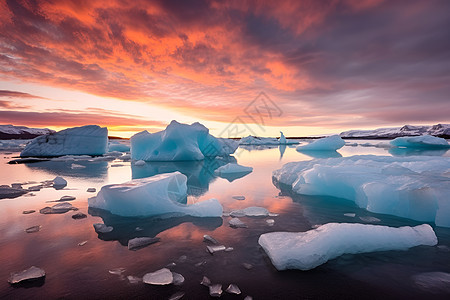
[[0, 141, 449, 299]]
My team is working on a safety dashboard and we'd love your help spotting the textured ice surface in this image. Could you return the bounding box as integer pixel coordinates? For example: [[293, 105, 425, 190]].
[[127, 237, 160, 250], [171, 272, 185, 285], [209, 284, 223, 297], [93, 223, 113, 233], [8, 266, 46, 284], [214, 163, 253, 175], [296, 135, 345, 151], [273, 155, 450, 227], [391, 135, 450, 149], [226, 284, 241, 294], [88, 172, 223, 217], [131, 120, 238, 161], [259, 223, 437, 271], [229, 218, 247, 228], [207, 245, 226, 254], [143, 268, 173, 285], [21, 125, 108, 157], [203, 235, 219, 244], [230, 206, 269, 217]]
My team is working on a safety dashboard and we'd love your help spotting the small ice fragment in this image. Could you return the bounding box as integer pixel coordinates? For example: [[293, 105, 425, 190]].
[[344, 213, 356, 218], [232, 196, 245, 200], [225, 247, 234, 252], [230, 206, 269, 217], [25, 225, 41, 233], [109, 268, 125, 275], [207, 245, 226, 254], [71, 163, 86, 169], [268, 213, 279, 217], [8, 266, 45, 284], [266, 219, 275, 226], [127, 237, 161, 250], [229, 218, 247, 228], [22, 210, 35, 214], [134, 160, 146, 166], [135, 227, 143, 231], [242, 263, 253, 270], [87, 188, 96, 193], [127, 275, 142, 284], [200, 276, 211, 286], [359, 216, 381, 223], [169, 291, 185, 300], [244, 296, 253, 300], [178, 255, 187, 263], [171, 272, 185, 285], [209, 284, 222, 297], [142, 268, 173, 285], [195, 261, 206, 267], [225, 284, 241, 294], [93, 223, 113, 233], [78, 241, 87, 246], [40, 202, 76, 214], [53, 176, 67, 189], [203, 235, 219, 244], [59, 195, 76, 201], [209, 283, 222, 297], [72, 212, 87, 219], [165, 262, 176, 268], [229, 210, 246, 217]]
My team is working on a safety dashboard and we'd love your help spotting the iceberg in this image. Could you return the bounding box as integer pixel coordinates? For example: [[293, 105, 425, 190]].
[[88, 172, 223, 217], [258, 223, 437, 271], [131, 120, 238, 161], [296, 135, 345, 151], [390, 135, 450, 149], [279, 131, 287, 144], [273, 155, 450, 227], [20, 125, 108, 157]]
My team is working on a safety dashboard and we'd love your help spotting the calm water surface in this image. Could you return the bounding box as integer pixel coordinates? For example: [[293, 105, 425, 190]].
[[1, 141, 449, 299]]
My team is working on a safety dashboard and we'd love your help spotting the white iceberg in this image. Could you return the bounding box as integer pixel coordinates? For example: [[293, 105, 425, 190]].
[[296, 135, 345, 151], [131, 120, 238, 161], [214, 163, 253, 175], [88, 172, 223, 217], [390, 135, 450, 149], [258, 223, 437, 271], [20, 125, 108, 157], [273, 155, 450, 227], [143, 268, 173, 285], [279, 131, 287, 144]]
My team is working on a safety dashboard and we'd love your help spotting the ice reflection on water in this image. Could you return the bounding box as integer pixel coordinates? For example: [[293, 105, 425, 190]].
[[0, 141, 449, 299]]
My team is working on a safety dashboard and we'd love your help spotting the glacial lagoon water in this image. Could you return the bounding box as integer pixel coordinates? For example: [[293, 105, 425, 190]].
[[1, 141, 450, 299]]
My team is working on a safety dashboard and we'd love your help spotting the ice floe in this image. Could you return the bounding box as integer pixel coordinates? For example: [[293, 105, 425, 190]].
[[88, 172, 223, 217], [40, 202, 76, 214], [230, 206, 269, 217], [8, 266, 46, 284], [273, 155, 450, 227], [53, 176, 67, 189], [143, 268, 173, 285], [214, 163, 253, 181], [20, 125, 108, 157], [0, 185, 27, 199], [93, 223, 113, 233], [229, 218, 247, 228], [127, 237, 160, 250], [131, 120, 238, 161], [258, 223, 437, 270], [391, 135, 450, 149], [296, 135, 345, 151]]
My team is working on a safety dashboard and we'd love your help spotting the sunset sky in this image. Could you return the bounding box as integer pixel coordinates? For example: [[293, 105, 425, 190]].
[[0, 0, 449, 138]]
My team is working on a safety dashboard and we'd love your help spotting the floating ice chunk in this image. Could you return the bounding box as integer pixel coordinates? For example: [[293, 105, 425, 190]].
[[143, 268, 173, 285], [21, 125, 108, 157], [225, 247, 234, 252], [296, 135, 345, 151], [413, 272, 450, 293], [279, 131, 287, 144], [87, 188, 96, 193], [171, 272, 185, 285], [71, 163, 86, 169], [131, 120, 238, 161], [226, 284, 241, 294], [344, 213, 356, 218], [266, 219, 275, 226], [88, 172, 223, 217], [40, 202, 76, 214], [230, 207, 269, 217], [214, 163, 253, 175], [269, 213, 279, 217], [53, 176, 67, 189], [232, 195, 245, 200], [109, 268, 126, 275], [258, 223, 437, 271], [22, 210, 35, 214], [59, 195, 76, 201], [25, 225, 41, 233], [0, 185, 27, 199], [93, 223, 113, 233], [391, 135, 450, 149], [127, 237, 160, 250], [273, 155, 450, 227], [200, 276, 211, 286], [203, 235, 219, 244], [169, 292, 185, 300], [72, 212, 87, 219], [8, 266, 45, 284], [207, 245, 226, 254], [209, 284, 223, 297], [127, 275, 142, 284], [78, 241, 87, 246], [133, 160, 146, 166], [229, 218, 247, 228]]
